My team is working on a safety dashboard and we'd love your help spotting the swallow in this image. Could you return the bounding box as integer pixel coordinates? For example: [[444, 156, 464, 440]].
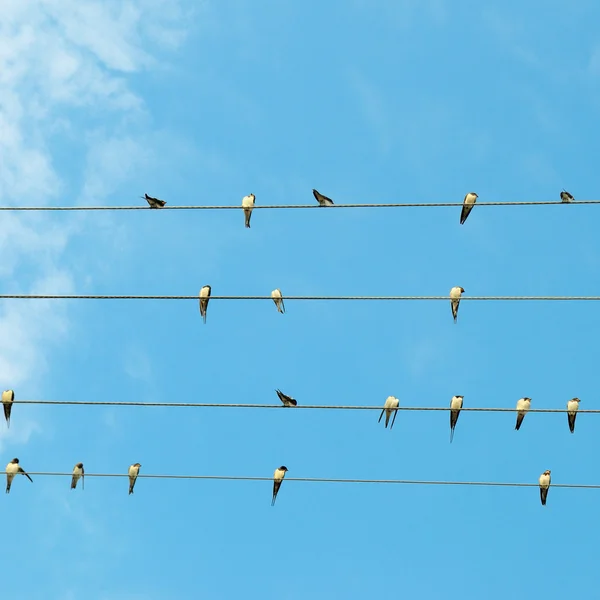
[[199, 285, 211, 324], [275, 389, 297, 407], [515, 397, 531, 431], [560, 190, 574, 203], [141, 193, 166, 208], [242, 193, 255, 228], [271, 289, 285, 314], [460, 192, 478, 225], [378, 395, 400, 429], [128, 463, 141, 495], [272, 466, 288, 506], [71, 463, 84, 490], [312, 189, 334, 206], [450, 395, 464, 443], [539, 470, 551, 506], [567, 397, 580, 433], [5, 458, 33, 493], [2, 389, 14, 427], [449, 287, 465, 323]]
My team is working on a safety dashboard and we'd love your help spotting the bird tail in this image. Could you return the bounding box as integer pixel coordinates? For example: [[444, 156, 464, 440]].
[[272, 481, 281, 506], [460, 206, 471, 225], [280, 299, 285, 314], [244, 210, 251, 228], [515, 413, 523, 431], [377, 409, 385, 424], [568, 414, 576, 433], [450, 411, 457, 443]]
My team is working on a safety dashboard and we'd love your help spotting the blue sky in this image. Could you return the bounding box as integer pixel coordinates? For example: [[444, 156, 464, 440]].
[[2, 1, 600, 598]]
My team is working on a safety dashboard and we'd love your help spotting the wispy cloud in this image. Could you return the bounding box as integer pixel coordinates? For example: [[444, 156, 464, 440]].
[[0, 1, 192, 597]]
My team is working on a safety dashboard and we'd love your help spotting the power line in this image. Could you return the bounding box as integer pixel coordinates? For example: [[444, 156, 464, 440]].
[[0, 200, 599, 211], [10, 400, 597, 412], [10, 472, 600, 489], [1, 294, 600, 301]]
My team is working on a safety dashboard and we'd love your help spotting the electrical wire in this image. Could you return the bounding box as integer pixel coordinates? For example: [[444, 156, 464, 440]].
[[10, 400, 597, 412], [0, 200, 599, 211], [1, 295, 600, 301], [13, 472, 600, 489]]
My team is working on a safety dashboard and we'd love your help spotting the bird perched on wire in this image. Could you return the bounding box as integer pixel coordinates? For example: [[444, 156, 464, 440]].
[[567, 397, 580, 433], [141, 193, 166, 208], [515, 397, 531, 431], [5, 458, 33, 493], [272, 466, 288, 506], [71, 463, 84, 490], [275, 389, 297, 407], [450, 395, 464, 442], [271, 289, 285, 314], [538, 470, 551, 506], [313, 189, 334, 206], [2, 389, 14, 427], [449, 286, 465, 323], [242, 193, 255, 228], [378, 396, 400, 430], [460, 192, 478, 225], [128, 463, 141, 494], [199, 285, 211, 324], [560, 190, 574, 203]]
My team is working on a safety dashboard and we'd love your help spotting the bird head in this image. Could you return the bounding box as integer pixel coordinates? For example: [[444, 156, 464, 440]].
[[544, 470, 551, 476], [76, 462, 84, 468], [279, 466, 288, 472], [460, 287, 465, 293]]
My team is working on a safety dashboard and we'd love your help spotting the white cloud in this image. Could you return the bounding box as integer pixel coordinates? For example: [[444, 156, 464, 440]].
[[0, 0, 190, 454]]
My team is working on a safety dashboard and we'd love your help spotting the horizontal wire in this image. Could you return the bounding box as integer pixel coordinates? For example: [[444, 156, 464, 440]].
[[0, 295, 599, 301], [13, 472, 600, 489], [0, 201, 599, 211], [10, 400, 595, 412]]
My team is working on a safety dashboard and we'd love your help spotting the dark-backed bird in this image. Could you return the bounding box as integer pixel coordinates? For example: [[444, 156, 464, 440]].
[[275, 389, 297, 407], [128, 463, 141, 495], [141, 193, 166, 208], [272, 466, 288, 506], [460, 192, 478, 225], [6, 458, 32, 493], [71, 463, 84, 490], [312, 189, 334, 206], [560, 190, 574, 203]]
